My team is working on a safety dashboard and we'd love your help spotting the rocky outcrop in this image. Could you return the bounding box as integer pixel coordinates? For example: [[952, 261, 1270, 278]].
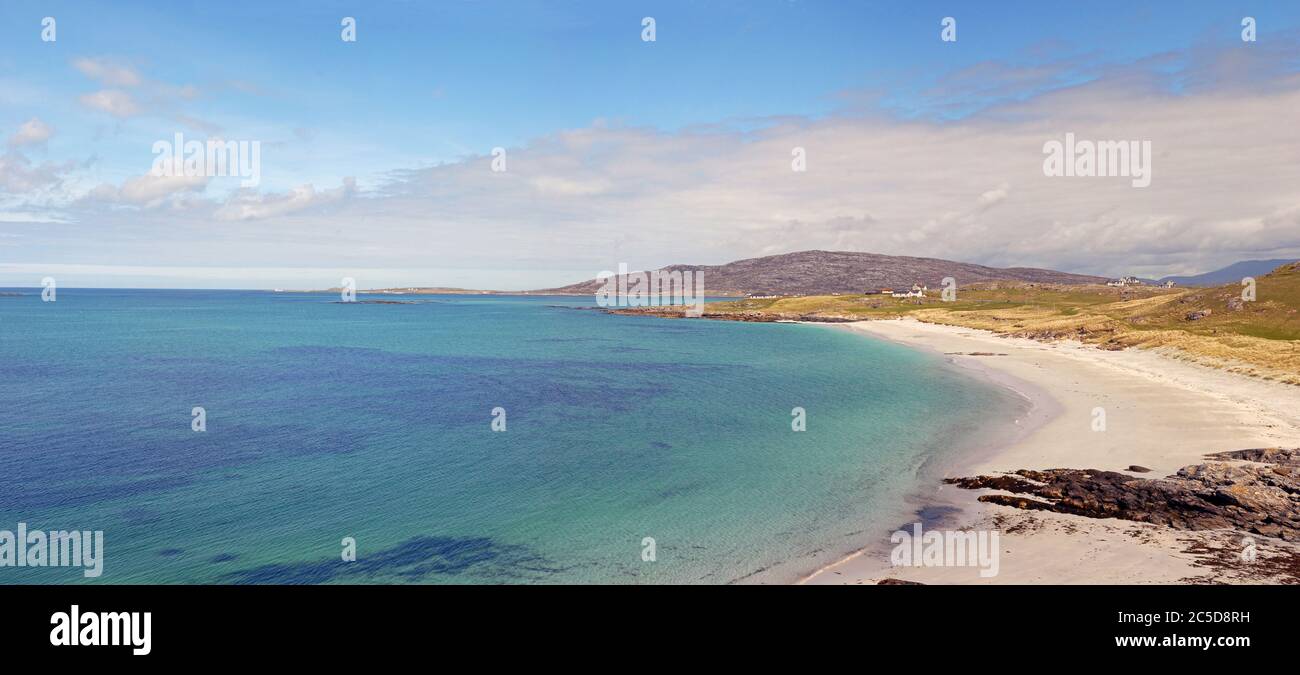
[[946, 448, 1300, 541]]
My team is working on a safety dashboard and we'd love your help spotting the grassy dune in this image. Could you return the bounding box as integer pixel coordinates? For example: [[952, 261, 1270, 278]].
[[673, 262, 1300, 384]]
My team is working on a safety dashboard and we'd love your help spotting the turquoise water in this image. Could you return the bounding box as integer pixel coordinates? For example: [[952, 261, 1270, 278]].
[[0, 289, 1017, 584]]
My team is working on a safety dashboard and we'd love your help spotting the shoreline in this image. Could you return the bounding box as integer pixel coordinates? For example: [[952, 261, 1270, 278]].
[[791, 319, 1059, 585], [783, 322, 1054, 584], [801, 318, 1300, 585]]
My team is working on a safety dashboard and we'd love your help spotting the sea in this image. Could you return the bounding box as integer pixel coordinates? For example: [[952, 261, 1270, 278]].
[[0, 289, 1021, 584]]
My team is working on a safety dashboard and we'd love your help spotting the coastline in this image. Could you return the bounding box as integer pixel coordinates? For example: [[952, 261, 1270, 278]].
[[801, 318, 1300, 585]]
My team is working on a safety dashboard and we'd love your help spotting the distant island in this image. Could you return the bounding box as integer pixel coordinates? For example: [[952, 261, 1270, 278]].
[[306, 251, 1298, 298], [292, 286, 517, 295], [303, 249, 1113, 297], [530, 250, 1108, 296]]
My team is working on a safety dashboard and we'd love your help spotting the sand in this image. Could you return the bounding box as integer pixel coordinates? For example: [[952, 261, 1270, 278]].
[[801, 318, 1300, 585]]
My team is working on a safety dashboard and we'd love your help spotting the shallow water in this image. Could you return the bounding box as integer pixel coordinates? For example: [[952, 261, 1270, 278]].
[[0, 290, 1019, 583]]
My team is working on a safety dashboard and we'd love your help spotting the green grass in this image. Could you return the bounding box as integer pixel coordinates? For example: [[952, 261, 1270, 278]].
[[1233, 325, 1300, 341], [689, 263, 1300, 381]]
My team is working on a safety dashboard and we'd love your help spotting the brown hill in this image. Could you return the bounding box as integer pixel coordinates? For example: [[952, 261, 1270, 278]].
[[534, 250, 1107, 296]]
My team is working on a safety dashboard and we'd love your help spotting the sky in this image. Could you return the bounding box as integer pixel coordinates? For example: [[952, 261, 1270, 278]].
[[1, 0, 1299, 289]]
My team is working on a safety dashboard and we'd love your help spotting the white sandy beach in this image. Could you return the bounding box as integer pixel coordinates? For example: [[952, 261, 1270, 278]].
[[803, 318, 1300, 585]]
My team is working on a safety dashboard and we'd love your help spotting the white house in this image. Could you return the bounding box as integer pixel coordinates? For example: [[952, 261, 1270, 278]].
[[892, 283, 926, 299]]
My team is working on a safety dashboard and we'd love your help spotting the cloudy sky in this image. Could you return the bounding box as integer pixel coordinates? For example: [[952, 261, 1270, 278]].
[[1, 1, 1299, 289]]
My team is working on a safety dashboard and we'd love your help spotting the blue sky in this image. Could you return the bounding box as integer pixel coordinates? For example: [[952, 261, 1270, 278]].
[[2, 1, 1299, 288]]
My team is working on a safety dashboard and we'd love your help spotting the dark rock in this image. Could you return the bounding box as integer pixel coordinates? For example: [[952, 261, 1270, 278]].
[[877, 578, 925, 585], [1127, 465, 1152, 473], [946, 448, 1300, 541]]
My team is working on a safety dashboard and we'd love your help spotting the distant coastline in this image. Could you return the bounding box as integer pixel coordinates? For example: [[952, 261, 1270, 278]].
[[291, 287, 746, 297], [603, 261, 1300, 386]]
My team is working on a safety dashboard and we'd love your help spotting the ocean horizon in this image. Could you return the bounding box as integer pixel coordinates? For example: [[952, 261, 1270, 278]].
[[0, 289, 1021, 584]]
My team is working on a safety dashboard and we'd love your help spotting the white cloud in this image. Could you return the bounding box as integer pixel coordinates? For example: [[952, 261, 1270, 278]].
[[78, 90, 141, 118], [529, 175, 612, 196], [0, 120, 73, 195], [975, 184, 1009, 209], [118, 172, 208, 205], [72, 58, 205, 124], [214, 178, 356, 221], [358, 71, 1300, 280], [0, 211, 69, 224], [0, 152, 73, 194], [88, 158, 210, 207], [72, 57, 143, 87], [8, 118, 54, 147], [17, 47, 1300, 287]]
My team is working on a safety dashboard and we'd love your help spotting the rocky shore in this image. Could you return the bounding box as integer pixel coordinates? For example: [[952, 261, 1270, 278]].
[[946, 448, 1300, 541]]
